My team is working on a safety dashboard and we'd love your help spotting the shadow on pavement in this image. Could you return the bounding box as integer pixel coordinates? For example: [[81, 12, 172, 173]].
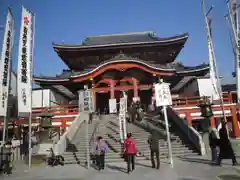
[[178, 157, 213, 165], [217, 174, 240, 180], [135, 162, 152, 168], [106, 164, 127, 173]]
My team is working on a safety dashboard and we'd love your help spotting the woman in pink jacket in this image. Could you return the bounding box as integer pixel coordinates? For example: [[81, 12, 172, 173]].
[[124, 133, 137, 173]]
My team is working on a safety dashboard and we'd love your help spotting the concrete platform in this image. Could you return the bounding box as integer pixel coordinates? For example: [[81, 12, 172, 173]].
[[1, 156, 240, 180]]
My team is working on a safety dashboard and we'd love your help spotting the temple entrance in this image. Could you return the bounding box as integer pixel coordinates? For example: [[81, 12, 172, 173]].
[[139, 89, 152, 111], [96, 92, 110, 113]]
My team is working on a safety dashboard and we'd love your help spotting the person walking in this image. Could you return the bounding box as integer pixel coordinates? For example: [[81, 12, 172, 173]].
[[148, 130, 160, 169], [123, 133, 137, 173], [217, 122, 237, 166], [209, 128, 218, 163], [94, 136, 108, 170]]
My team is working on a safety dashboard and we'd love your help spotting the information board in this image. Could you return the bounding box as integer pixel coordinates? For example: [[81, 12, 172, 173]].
[[155, 83, 172, 107]]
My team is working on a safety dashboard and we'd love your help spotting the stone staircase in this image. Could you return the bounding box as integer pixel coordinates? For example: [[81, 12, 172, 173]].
[[130, 123, 198, 159], [62, 112, 199, 165], [62, 116, 100, 164]]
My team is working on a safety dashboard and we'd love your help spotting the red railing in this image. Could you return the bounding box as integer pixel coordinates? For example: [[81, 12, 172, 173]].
[[172, 92, 233, 107], [31, 92, 235, 115], [32, 104, 79, 116]]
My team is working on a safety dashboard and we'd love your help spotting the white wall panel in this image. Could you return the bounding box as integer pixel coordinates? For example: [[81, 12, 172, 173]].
[[32, 89, 68, 108], [197, 78, 216, 98]]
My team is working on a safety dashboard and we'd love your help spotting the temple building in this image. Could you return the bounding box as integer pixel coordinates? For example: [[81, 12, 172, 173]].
[[33, 32, 210, 113]]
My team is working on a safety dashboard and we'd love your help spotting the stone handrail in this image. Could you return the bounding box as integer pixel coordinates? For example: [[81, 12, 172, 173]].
[[54, 112, 89, 155], [167, 107, 206, 155]]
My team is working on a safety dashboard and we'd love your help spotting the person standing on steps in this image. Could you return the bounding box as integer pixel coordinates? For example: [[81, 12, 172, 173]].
[[124, 133, 137, 173], [148, 130, 160, 169], [94, 136, 108, 170], [209, 128, 218, 163]]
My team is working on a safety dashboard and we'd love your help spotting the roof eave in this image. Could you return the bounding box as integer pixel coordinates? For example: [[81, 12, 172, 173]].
[[70, 59, 176, 78], [52, 33, 189, 50], [176, 66, 210, 75], [33, 77, 70, 83]]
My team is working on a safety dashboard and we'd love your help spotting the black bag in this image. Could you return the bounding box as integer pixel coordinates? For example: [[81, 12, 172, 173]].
[[121, 153, 128, 162]]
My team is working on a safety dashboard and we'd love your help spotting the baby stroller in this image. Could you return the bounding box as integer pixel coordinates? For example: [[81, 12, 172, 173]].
[[47, 148, 64, 166]]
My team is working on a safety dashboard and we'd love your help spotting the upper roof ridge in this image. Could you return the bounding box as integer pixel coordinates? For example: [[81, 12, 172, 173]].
[[85, 31, 155, 39]]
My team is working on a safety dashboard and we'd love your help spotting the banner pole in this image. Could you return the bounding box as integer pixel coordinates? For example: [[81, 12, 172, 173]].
[[163, 105, 173, 168], [28, 11, 36, 169], [85, 118, 90, 169], [2, 116, 7, 142]]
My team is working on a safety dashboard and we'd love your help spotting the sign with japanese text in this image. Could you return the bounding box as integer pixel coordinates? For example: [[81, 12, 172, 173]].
[[17, 7, 35, 117], [119, 97, 127, 142], [109, 99, 117, 113], [155, 83, 172, 107], [0, 9, 14, 116]]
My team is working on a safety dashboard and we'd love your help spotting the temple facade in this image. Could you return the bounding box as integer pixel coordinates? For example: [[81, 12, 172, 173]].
[[33, 32, 210, 112]]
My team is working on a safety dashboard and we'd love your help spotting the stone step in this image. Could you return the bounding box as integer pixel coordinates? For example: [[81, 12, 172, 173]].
[[63, 152, 198, 164], [63, 146, 194, 156]]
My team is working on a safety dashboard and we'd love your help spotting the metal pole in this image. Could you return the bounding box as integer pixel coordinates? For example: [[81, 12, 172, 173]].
[[28, 12, 36, 169], [2, 116, 7, 142], [85, 118, 90, 169], [28, 114, 32, 168], [163, 105, 173, 168], [123, 96, 127, 139]]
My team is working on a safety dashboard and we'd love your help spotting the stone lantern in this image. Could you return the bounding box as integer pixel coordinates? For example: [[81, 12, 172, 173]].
[[39, 108, 54, 142], [198, 96, 213, 118], [198, 96, 213, 132], [39, 108, 53, 128]]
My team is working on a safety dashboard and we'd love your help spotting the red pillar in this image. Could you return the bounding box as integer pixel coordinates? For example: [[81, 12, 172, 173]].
[[231, 106, 240, 138], [132, 78, 138, 98], [110, 80, 115, 99], [210, 115, 216, 128], [185, 111, 192, 126]]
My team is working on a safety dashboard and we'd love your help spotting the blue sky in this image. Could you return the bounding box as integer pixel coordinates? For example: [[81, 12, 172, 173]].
[[0, 0, 236, 84]]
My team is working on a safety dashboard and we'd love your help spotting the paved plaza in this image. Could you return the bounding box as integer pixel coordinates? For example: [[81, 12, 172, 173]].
[[1, 156, 240, 180]]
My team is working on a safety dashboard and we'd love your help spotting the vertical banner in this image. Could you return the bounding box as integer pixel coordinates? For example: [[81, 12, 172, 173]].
[[231, 0, 240, 102], [202, 1, 221, 101], [17, 7, 35, 117], [0, 9, 14, 116], [207, 18, 220, 100], [119, 97, 127, 142], [78, 90, 84, 112]]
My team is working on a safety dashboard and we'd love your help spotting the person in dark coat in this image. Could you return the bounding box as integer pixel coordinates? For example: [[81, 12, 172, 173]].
[[147, 130, 160, 169], [209, 129, 218, 163], [217, 122, 237, 166]]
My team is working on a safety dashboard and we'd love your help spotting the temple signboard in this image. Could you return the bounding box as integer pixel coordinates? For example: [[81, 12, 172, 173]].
[[109, 99, 117, 114], [119, 97, 127, 142], [155, 83, 172, 107], [79, 88, 93, 112]]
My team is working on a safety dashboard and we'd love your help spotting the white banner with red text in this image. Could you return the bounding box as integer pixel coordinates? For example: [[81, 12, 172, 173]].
[[17, 7, 35, 117]]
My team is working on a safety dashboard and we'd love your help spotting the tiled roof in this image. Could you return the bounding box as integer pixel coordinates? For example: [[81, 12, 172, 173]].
[[34, 54, 209, 82], [71, 53, 175, 76], [52, 85, 76, 99], [53, 32, 189, 48], [81, 32, 159, 46]]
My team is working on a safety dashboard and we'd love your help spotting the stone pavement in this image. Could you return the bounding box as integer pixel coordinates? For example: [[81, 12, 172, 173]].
[[1, 156, 240, 180]]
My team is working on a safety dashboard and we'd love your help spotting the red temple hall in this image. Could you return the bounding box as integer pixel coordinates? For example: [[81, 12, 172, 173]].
[[34, 32, 209, 112]]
